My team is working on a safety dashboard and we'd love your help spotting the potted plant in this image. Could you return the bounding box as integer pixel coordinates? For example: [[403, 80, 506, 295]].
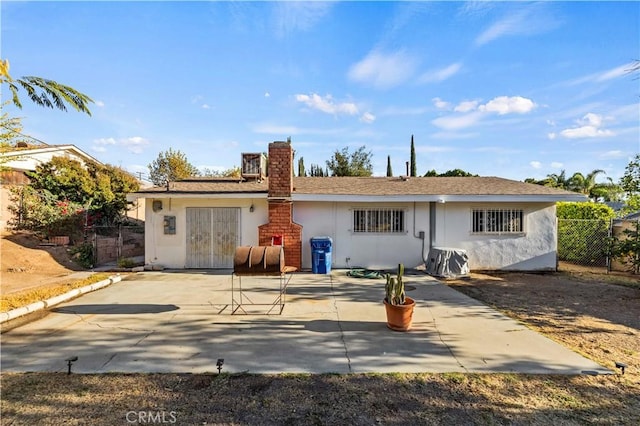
[[383, 263, 415, 331]]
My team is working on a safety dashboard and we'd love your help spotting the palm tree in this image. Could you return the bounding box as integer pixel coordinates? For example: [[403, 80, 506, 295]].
[[1, 59, 93, 115], [546, 170, 571, 189], [568, 169, 605, 198]]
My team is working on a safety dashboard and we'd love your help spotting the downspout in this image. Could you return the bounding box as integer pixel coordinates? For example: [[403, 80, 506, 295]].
[[428, 201, 436, 261]]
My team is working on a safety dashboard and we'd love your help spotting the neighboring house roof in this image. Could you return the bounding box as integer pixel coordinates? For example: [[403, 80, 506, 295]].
[[0, 144, 103, 171], [131, 176, 586, 203]]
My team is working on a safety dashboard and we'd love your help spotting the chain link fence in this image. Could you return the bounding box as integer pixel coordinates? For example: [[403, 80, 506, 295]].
[[557, 218, 639, 273]]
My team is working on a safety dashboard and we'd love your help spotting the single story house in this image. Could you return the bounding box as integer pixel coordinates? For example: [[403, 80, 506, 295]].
[[128, 141, 586, 272]]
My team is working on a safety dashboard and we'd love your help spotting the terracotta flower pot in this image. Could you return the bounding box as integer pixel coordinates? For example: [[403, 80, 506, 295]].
[[383, 296, 415, 331]]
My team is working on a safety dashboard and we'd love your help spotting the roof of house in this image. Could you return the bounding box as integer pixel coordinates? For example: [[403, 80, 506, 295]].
[[0, 144, 103, 167], [132, 175, 586, 202]]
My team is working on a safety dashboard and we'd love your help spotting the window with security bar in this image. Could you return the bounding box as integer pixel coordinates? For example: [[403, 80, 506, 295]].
[[353, 208, 405, 233], [472, 209, 524, 234]]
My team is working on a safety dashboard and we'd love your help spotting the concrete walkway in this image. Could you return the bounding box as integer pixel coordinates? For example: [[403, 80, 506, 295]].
[[0, 270, 611, 375]]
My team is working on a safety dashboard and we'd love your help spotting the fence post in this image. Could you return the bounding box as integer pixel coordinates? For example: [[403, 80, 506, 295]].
[[607, 218, 612, 273]]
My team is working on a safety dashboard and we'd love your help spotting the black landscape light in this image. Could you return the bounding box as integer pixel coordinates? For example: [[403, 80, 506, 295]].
[[615, 361, 627, 375], [66, 356, 78, 375], [216, 358, 224, 374]]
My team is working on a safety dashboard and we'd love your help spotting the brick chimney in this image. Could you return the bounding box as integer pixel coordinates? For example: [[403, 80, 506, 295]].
[[258, 142, 303, 269]]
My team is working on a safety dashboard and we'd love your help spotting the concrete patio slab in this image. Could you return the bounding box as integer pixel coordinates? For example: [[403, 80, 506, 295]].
[[0, 270, 611, 375]]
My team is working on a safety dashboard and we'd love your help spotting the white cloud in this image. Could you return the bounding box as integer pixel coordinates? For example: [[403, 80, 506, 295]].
[[475, 4, 559, 46], [360, 112, 376, 124], [559, 113, 615, 139], [201, 104, 211, 109], [123, 136, 150, 154], [454, 100, 479, 113], [479, 96, 536, 115], [432, 111, 483, 130], [551, 162, 564, 168], [94, 137, 117, 146], [568, 62, 637, 85], [547, 133, 557, 140], [92, 136, 149, 154], [264, 92, 271, 98], [530, 161, 542, 169], [273, 2, 333, 38], [432, 97, 451, 110], [419, 62, 462, 83], [295, 93, 358, 116], [348, 50, 417, 89], [95, 100, 105, 107]]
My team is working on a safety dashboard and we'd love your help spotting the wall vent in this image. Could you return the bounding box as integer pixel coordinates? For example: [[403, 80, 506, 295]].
[[241, 153, 267, 180]]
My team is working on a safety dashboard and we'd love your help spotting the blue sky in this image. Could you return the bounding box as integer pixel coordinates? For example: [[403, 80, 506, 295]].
[[2, 1, 639, 184]]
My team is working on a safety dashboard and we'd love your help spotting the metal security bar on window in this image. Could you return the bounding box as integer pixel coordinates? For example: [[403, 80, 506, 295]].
[[353, 208, 405, 233], [472, 209, 523, 234]]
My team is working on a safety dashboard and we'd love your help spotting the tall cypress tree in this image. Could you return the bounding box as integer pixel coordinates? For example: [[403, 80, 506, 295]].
[[386, 155, 393, 177], [410, 135, 417, 177], [298, 157, 306, 177]]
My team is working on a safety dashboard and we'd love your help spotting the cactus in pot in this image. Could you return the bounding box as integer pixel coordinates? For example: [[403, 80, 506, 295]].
[[385, 263, 406, 305]]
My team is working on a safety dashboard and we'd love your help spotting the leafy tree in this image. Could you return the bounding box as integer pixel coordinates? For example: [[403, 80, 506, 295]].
[[620, 154, 640, 196], [309, 164, 325, 177], [1, 59, 93, 115], [10, 156, 139, 237], [298, 157, 306, 177], [613, 221, 640, 274], [200, 166, 241, 178], [424, 168, 477, 177], [386, 155, 392, 177], [410, 135, 416, 177], [545, 170, 571, 189], [148, 148, 199, 186], [326, 145, 373, 177], [589, 178, 623, 203], [567, 169, 605, 198]]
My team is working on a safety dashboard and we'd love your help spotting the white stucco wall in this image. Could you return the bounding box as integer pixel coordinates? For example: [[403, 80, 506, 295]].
[[144, 197, 558, 272], [293, 201, 429, 270], [144, 197, 267, 268], [432, 202, 557, 271]]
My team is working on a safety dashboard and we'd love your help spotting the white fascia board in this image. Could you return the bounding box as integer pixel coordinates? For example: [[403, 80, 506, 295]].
[[292, 194, 587, 203], [126, 192, 267, 201]]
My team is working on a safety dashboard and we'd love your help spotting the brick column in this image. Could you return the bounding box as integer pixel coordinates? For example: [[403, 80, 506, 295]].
[[258, 142, 303, 270]]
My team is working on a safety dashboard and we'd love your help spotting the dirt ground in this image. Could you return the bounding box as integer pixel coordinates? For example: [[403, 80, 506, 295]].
[[1, 231, 84, 295], [1, 231, 639, 424]]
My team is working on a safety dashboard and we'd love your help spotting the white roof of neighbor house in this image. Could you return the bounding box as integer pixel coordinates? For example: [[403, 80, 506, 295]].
[[130, 176, 587, 203], [0, 144, 103, 171]]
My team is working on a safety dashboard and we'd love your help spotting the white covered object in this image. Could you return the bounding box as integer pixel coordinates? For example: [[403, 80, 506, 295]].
[[425, 247, 470, 278]]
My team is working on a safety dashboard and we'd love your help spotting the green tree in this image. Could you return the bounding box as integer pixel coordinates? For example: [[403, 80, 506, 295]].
[[326, 146, 373, 177], [386, 155, 393, 177], [424, 168, 477, 177], [11, 156, 140, 236], [410, 135, 416, 177], [546, 170, 571, 189], [567, 169, 605, 198], [298, 157, 306, 177], [148, 148, 199, 186], [309, 164, 325, 177], [620, 154, 640, 196], [200, 166, 241, 178], [1, 59, 93, 115]]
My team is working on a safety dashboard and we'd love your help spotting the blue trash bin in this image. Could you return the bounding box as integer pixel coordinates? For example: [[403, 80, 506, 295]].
[[310, 237, 333, 274]]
